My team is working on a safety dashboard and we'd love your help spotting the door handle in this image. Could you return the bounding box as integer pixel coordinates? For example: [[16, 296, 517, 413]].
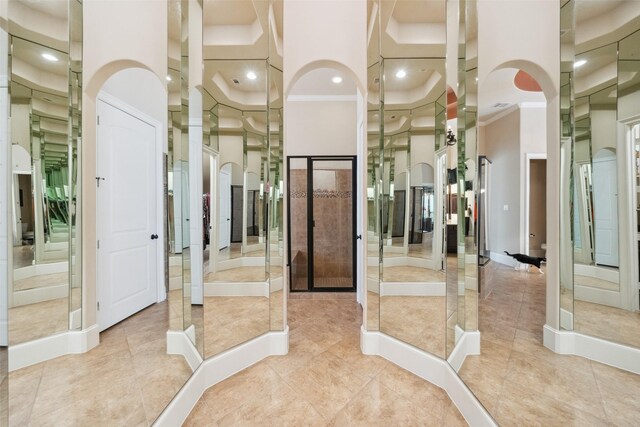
[[150, 234, 159, 240]]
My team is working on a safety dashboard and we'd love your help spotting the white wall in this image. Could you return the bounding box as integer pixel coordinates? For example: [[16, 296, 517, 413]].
[[478, 0, 560, 328], [485, 108, 521, 254], [591, 109, 617, 153], [82, 0, 167, 327], [411, 134, 435, 171], [101, 68, 167, 128], [285, 100, 357, 156]]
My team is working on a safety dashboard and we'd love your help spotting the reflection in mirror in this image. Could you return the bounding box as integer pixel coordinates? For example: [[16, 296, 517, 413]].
[[7, 0, 80, 346], [376, 0, 448, 358], [201, 1, 271, 355], [269, 64, 284, 331], [366, 57, 381, 331], [563, 0, 640, 347], [167, 0, 184, 337], [1, 6, 9, 424], [463, 2, 478, 332]]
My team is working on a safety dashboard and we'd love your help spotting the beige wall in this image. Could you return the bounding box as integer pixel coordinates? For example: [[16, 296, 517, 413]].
[[285, 100, 357, 156], [484, 108, 521, 255], [479, 0, 560, 328], [82, 0, 167, 328]]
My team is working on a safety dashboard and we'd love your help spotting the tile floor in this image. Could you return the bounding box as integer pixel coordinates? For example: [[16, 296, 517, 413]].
[[7, 301, 191, 426], [459, 261, 640, 426], [185, 293, 467, 426]]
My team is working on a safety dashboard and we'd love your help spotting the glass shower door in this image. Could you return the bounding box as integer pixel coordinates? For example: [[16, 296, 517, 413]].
[[311, 159, 355, 290]]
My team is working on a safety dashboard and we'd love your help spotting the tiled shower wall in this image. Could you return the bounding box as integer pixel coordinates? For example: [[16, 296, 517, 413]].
[[312, 169, 353, 284], [290, 169, 308, 290], [290, 168, 353, 289]]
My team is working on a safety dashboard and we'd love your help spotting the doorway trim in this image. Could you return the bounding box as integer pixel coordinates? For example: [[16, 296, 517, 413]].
[[95, 91, 166, 327], [286, 155, 357, 292], [524, 152, 547, 256]]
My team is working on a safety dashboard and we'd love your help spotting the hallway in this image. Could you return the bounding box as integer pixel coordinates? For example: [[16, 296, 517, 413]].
[[185, 294, 467, 426], [459, 262, 640, 426]]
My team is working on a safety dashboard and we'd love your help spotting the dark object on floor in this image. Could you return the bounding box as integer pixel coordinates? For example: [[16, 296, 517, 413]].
[[504, 251, 546, 274]]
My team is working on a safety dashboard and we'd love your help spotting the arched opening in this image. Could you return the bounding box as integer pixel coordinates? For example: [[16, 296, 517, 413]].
[[94, 67, 166, 332], [286, 66, 363, 298]]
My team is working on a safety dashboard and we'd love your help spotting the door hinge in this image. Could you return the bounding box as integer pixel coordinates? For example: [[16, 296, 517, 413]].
[[97, 301, 100, 311], [97, 115, 100, 125], [97, 240, 100, 249]]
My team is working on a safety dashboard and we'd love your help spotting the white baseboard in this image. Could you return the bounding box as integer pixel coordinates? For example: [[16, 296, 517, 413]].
[[382, 256, 435, 270], [543, 325, 640, 374], [574, 264, 619, 283], [169, 276, 182, 291], [9, 325, 99, 371], [270, 276, 283, 293], [367, 277, 380, 293], [218, 257, 267, 271], [380, 281, 445, 297], [489, 251, 517, 267], [560, 308, 573, 330], [13, 261, 68, 280], [447, 330, 481, 372], [154, 327, 289, 427], [167, 330, 203, 372], [11, 284, 68, 307], [69, 308, 81, 330], [574, 284, 622, 309], [360, 327, 496, 426], [204, 281, 269, 297]]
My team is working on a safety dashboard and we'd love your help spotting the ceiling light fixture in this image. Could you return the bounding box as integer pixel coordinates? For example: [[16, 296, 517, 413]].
[[42, 53, 58, 62], [166, 75, 172, 81], [574, 59, 587, 68], [246, 71, 257, 80], [332, 76, 343, 84], [395, 69, 407, 79]]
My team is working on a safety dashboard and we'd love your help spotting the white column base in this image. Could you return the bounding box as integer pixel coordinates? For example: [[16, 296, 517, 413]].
[[543, 325, 640, 374], [447, 330, 481, 372], [154, 327, 289, 426], [361, 327, 496, 426], [8, 325, 99, 371], [167, 330, 204, 372]]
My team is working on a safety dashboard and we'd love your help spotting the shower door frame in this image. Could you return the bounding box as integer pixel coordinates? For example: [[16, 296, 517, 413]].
[[287, 155, 357, 292]]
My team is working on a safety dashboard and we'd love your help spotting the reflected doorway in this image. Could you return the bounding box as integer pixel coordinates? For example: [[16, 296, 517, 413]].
[[288, 156, 357, 292]]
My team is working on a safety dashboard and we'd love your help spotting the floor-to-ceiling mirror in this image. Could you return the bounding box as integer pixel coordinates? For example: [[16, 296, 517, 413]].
[[7, 0, 81, 347], [366, 0, 381, 329], [375, 0, 449, 359], [561, 0, 640, 347], [201, 0, 278, 358], [1, 5, 9, 424]]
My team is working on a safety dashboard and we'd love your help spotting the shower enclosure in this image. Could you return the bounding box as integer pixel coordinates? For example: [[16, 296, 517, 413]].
[[288, 156, 357, 292]]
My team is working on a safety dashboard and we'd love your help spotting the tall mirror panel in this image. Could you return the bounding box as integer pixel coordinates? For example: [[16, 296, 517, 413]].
[[167, 0, 186, 336], [463, 0, 478, 333], [378, 0, 448, 359], [202, 0, 272, 358], [7, 0, 79, 346], [563, 0, 640, 347], [366, 0, 381, 332], [0, 3, 9, 423]]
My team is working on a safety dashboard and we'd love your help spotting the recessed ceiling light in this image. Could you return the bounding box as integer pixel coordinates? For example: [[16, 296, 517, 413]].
[[332, 76, 343, 84], [395, 69, 407, 79], [246, 71, 257, 80], [574, 59, 587, 69], [42, 53, 58, 62], [166, 75, 172, 81]]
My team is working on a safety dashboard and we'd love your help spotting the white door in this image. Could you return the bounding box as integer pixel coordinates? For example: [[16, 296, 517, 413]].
[[97, 98, 158, 331], [592, 151, 619, 267], [219, 165, 231, 250]]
